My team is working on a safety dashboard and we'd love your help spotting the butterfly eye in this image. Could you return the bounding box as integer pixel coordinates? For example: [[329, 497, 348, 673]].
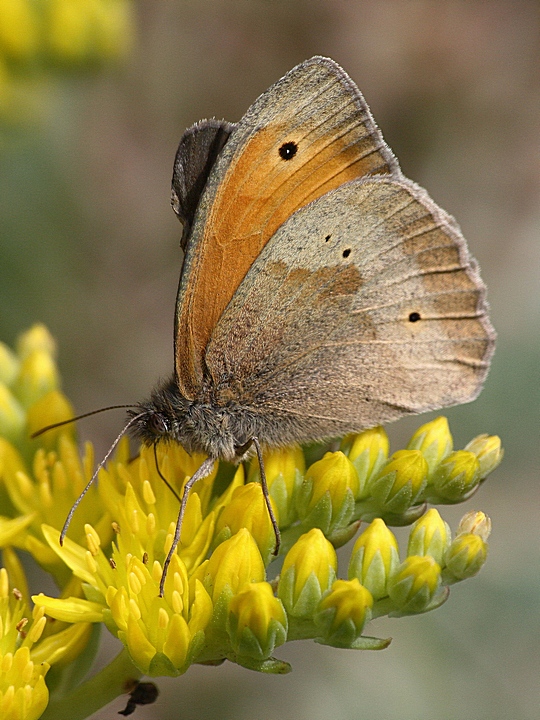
[[408, 312, 421, 323], [279, 141, 298, 160], [147, 412, 169, 437]]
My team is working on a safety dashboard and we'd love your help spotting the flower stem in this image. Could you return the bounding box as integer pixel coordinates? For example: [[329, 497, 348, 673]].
[[40, 649, 142, 720]]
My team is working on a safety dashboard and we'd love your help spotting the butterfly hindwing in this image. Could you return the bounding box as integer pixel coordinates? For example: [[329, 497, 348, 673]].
[[171, 119, 236, 248], [204, 176, 495, 445]]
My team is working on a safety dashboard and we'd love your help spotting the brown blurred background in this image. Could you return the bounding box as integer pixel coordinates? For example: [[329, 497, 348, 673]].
[[1, 1, 539, 718]]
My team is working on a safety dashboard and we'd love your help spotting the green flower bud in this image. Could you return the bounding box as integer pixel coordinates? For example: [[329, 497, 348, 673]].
[[407, 416, 453, 475], [0, 0, 40, 61], [388, 556, 441, 613], [464, 434, 503, 479], [227, 582, 287, 660], [341, 426, 389, 499], [13, 350, 59, 408], [371, 450, 428, 514], [408, 509, 451, 566], [314, 579, 373, 647], [247, 445, 304, 528], [204, 529, 265, 627], [445, 533, 488, 581], [297, 452, 358, 535], [0, 385, 25, 443], [0, 342, 19, 386], [431, 451, 480, 502], [456, 510, 491, 542], [348, 519, 399, 600], [26, 390, 75, 448], [16, 324, 56, 360], [277, 529, 337, 619], [215, 483, 277, 563]]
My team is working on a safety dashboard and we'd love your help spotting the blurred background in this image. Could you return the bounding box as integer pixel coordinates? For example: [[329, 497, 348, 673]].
[[1, 1, 539, 718]]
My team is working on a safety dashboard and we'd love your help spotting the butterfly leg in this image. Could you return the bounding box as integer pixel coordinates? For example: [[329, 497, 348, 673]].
[[159, 455, 216, 597], [236, 437, 281, 557], [153, 443, 181, 502]]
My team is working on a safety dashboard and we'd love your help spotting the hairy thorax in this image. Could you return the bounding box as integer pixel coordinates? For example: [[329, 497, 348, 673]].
[[128, 376, 261, 461]]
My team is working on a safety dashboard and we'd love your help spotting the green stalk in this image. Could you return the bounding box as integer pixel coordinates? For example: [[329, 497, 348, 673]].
[[40, 649, 142, 720]]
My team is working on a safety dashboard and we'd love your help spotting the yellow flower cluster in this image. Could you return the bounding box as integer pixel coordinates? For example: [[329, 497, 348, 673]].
[[0, 0, 133, 124], [0, 326, 503, 718], [0, 547, 93, 720]]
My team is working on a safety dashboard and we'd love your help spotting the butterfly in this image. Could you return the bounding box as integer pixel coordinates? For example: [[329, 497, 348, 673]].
[[63, 57, 496, 594]]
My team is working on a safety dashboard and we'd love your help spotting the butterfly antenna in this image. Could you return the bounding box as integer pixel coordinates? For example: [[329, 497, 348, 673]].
[[31, 405, 138, 439], [59, 412, 145, 546], [153, 443, 181, 502]]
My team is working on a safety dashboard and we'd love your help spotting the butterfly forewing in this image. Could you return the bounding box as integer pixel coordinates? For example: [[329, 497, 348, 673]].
[[174, 56, 399, 398]]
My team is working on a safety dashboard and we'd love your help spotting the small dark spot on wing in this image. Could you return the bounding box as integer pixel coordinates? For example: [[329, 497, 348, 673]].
[[279, 141, 298, 160]]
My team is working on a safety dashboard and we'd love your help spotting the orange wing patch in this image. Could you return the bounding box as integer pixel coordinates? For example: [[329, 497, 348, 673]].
[[175, 64, 397, 398]]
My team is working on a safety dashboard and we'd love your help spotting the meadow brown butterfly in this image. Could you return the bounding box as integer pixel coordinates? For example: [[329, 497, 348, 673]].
[[63, 57, 496, 593]]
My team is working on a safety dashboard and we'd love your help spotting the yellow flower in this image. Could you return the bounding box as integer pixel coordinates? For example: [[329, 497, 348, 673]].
[[26, 390, 75, 449], [0, 515, 35, 548], [0, 325, 68, 454], [38, 523, 214, 677], [104, 447, 214, 571], [4, 436, 109, 585], [90, 0, 134, 60], [0, 0, 40, 61], [0, 645, 49, 720], [0, 326, 503, 691], [16, 325, 56, 361], [0, 561, 49, 720], [13, 350, 59, 410], [45, 0, 133, 63], [0, 342, 19, 386]]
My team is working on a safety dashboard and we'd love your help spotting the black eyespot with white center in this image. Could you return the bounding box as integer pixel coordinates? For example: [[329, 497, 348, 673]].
[[408, 312, 421, 323], [279, 141, 298, 160]]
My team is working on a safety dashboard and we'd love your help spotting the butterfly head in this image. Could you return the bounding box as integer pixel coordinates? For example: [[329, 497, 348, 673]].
[[128, 405, 171, 445], [127, 404, 173, 447], [127, 378, 186, 447]]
